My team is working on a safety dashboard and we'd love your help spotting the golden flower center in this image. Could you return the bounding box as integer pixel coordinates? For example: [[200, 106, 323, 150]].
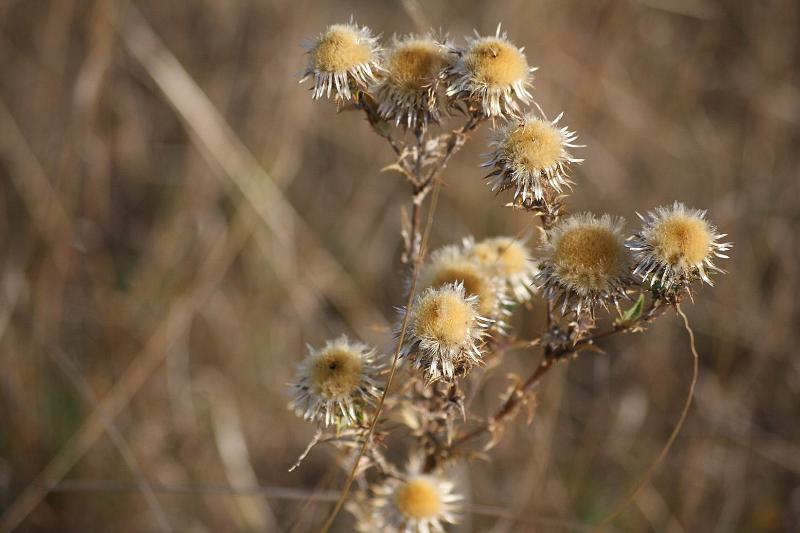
[[310, 348, 363, 398], [653, 216, 712, 267], [505, 121, 563, 171], [388, 41, 445, 90], [474, 239, 527, 277], [414, 291, 473, 345], [432, 264, 496, 316], [394, 478, 442, 519], [312, 25, 372, 72], [465, 38, 528, 86], [554, 226, 622, 290]]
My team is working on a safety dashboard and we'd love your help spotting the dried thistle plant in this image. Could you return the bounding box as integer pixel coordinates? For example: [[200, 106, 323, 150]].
[[293, 20, 732, 532]]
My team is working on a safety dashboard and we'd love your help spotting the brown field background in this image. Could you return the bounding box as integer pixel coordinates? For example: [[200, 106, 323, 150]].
[[1, 0, 799, 531]]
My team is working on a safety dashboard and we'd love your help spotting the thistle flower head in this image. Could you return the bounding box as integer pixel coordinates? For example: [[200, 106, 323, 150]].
[[628, 202, 732, 291], [290, 336, 383, 426], [301, 21, 382, 101], [465, 236, 538, 302], [446, 25, 535, 117], [536, 213, 630, 314], [419, 245, 509, 322], [374, 34, 450, 128], [399, 282, 490, 382], [369, 463, 462, 532], [484, 113, 582, 205]]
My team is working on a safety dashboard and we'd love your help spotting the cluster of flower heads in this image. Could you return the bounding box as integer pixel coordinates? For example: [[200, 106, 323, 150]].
[[302, 20, 586, 212], [302, 20, 534, 121], [536, 204, 732, 315], [399, 237, 537, 382], [294, 20, 733, 533]]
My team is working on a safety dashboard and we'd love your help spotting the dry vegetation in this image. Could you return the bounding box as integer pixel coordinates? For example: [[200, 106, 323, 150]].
[[0, 0, 799, 532]]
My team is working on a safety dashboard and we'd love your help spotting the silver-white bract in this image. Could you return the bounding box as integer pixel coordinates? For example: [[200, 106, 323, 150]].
[[627, 202, 732, 291], [289, 336, 383, 427]]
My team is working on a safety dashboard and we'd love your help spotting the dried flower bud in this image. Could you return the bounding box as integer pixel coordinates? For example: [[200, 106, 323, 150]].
[[628, 202, 732, 292], [301, 21, 383, 101], [290, 336, 383, 427], [536, 213, 631, 315], [446, 25, 535, 117]]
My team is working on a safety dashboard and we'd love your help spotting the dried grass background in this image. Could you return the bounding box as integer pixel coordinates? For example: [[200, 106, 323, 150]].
[[1, 0, 799, 531]]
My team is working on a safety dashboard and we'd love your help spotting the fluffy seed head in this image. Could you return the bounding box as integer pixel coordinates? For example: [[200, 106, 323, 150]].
[[465, 37, 529, 87], [312, 24, 373, 72], [386, 37, 447, 90], [536, 213, 631, 315], [394, 478, 442, 519], [290, 336, 383, 427], [413, 287, 474, 346], [446, 25, 535, 117], [484, 113, 582, 206], [399, 282, 490, 382], [374, 35, 449, 128], [301, 21, 382, 101], [419, 245, 510, 322], [368, 463, 462, 533], [309, 346, 364, 398], [466, 236, 538, 302], [628, 202, 732, 291]]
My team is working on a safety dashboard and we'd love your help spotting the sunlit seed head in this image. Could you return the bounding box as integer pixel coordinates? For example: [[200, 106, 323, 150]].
[[465, 37, 529, 87], [628, 202, 732, 291], [537, 213, 629, 314], [652, 215, 712, 268], [413, 289, 474, 346], [472, 237, 528, 278], [394, 478, 443, 519], [310, 347, 364, 398], [504, 119, 563, 172], [553, 225, 625, 291], [290, 336, 383, 427], [312, 24, 373, 72], [369, 464, 462, 532], [428, 262, 497, 317], [387, 38, 447, 90]]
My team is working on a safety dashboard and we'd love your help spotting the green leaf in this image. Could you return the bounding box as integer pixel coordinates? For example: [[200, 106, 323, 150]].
[[619, 293, 645, 323]]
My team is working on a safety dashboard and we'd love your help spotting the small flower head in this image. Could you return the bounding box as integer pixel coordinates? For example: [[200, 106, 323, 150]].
[[374, 34, 450, 128], [301, 21, 382, 101], [628, 202, 732, 291], [400, 282, 490, 382], [537, 213, 631, 314], [290, 336, 383, 426], [446, 25, 535, 117], [419, 245, 509, 322], [465, 236, 538, 302], [484, 113, 582, 206], [369, 463, 462, 532]]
